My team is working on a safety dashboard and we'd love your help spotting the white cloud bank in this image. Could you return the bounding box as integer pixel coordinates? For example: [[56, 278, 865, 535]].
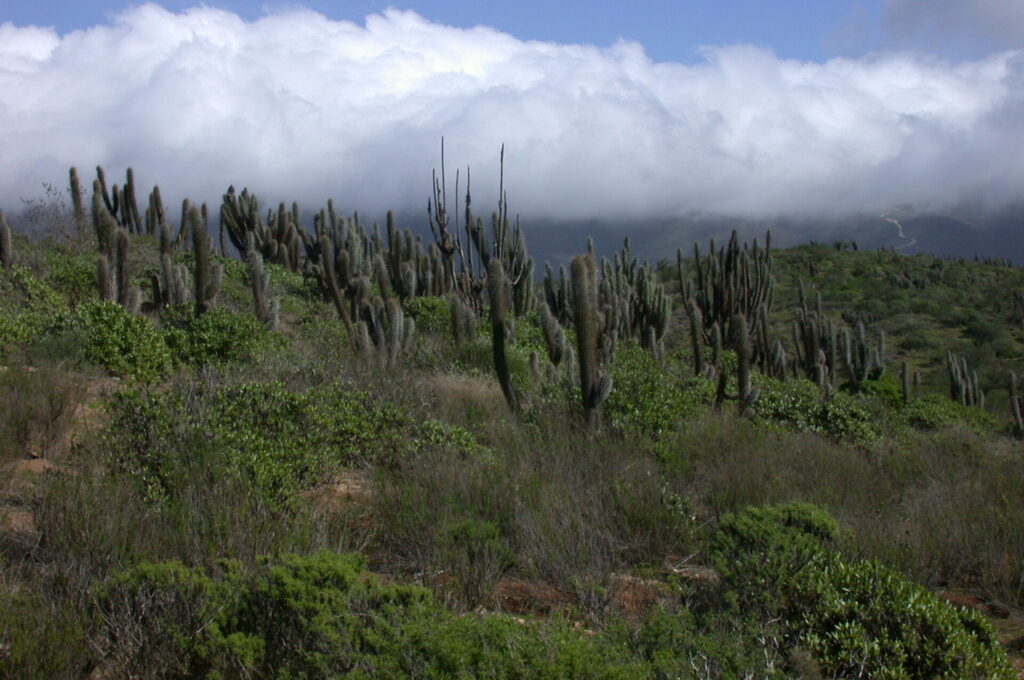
[[2, 3, 1024, 221]]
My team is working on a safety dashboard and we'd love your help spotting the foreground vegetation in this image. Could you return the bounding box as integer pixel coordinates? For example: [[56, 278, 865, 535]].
[[1, 166, 1023, 678]]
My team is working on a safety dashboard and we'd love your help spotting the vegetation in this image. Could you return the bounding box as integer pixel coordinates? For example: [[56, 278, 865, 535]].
[[1, 165, 1024, 678]]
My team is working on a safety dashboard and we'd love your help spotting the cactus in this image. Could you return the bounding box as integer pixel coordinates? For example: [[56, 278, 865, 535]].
[[0, 210, 11, 269], [680, 230, 773, 354], [841, 323, 885, 390], [571, 253, 612, 429], [355, 297, 415, 368], [488, 259, 519, 413], [538, 301, 566, 367], [901, 361, 911, 406], [69, 167, 87, 237], [247, 245, 280, 331], [947, 351, 983, 408], [191, 206, 221, 315], [1010, 372, 1023, 436], [429, 141, 533, 317]]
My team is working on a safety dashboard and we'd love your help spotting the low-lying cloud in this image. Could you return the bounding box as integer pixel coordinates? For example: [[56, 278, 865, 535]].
[[2, 3, 1023, 222]]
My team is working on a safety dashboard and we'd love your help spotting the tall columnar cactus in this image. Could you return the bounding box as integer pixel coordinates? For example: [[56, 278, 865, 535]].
[[679, 230, 773, 356], [94, 165, 143, 234], [354, 297, 415, 368], [571, 253, 612, 429], [488, 259, 519, 413], [1010, 371, 1023, 436], [538, 301, 566, 367], [69, 167, 87, 237], [145, 185, 167, 238], [597, 238, 670, 358], [429, 141, 534, 316], [793, 283, 839, 386], [841, 323, 885, 390], [0, 211, 11, 269], [947, 351, 983, 408], [191, 206, 221, 316], [247, 243, 280, 331]]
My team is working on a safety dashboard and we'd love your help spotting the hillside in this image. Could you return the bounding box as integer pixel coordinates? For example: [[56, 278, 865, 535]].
[[1, 168, 1023, 679]]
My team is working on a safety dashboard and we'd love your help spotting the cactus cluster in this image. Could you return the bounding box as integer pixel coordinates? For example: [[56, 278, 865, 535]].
[[221, 187, 302, 271], [841, 323, 885, 390], [947, 352, 984, 408], [679, 230, 774, 355], [792, 282, 839, 389], [354, 297, 416, 369], [428, 142, 533, 318]]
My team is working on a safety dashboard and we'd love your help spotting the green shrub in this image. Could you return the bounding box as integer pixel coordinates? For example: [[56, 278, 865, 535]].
[[0, 264, 68, 358], [904, 393, 996, 432], [792, 558, 1014, 679], [709, 502, 838, 612], [104, 379, 486, 508], [0, 590, 89, 680], [76, 299, 171, 382], [161, 305, 273, 365], [604, 345, 705, 439], [95, 551, 643, 679], [753, 377, 879, 443], [403, 296, 451, 335]]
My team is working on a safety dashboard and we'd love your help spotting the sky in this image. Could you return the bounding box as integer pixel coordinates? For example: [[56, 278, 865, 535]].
[[2, 0, 1024, 221]]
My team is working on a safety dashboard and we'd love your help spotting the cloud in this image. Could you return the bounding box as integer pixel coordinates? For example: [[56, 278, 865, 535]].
[[885, 0, 1024, 54], [1, 3, 1023, 222]]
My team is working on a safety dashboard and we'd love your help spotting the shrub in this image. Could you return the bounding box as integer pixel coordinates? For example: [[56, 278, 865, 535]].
[[76, 299, 172, 382], [603, 344, 705, 439], [0, 264, 68, 358], [93, 551, 643, 679], [753, 377, 879, 443], [904, 393, 996, 432], [403, 295, 451, 335], [161, 304, 273, 365], [792, 558, 1014, 679], [709, 502, 838, 612]]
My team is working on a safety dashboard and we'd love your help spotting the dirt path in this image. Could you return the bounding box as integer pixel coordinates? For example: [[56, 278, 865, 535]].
[[881, 213, 917, 250]]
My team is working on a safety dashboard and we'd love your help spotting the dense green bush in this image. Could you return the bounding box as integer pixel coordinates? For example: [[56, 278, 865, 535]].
[[710, 503, 1014, 679], [0, 263, 68, 358], [604, 345, 707, 438], [793, 558, 1013, 679], [403, 295, 451, 334], [161, 305, 274, 365], [76, 299, 172, 382], [94, 551, 644, 679], [753, 377, 879, 443], [104, 379, 486, 507], [904, 393, 996, 432], [709, 502, 838, 611]]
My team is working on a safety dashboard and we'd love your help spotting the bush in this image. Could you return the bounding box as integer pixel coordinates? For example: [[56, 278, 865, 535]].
[[709, 503, 1015, 679], [904, 393, 996, 432], [604, 345, 705, 439], [161, 305, 273, 365], [709, 502, 838, 612], [76, 299, 172, 382], [403, 296, 451, 335], [0, 264, 68, 358], [792, 558, 1014, 679], [93, 551, 643, 679], [753, 377, 879, 443]]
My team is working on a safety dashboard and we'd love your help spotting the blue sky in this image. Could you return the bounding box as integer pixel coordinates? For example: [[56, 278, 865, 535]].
[[2, 1, 1024, 219], [4, 1, 887, 63]]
